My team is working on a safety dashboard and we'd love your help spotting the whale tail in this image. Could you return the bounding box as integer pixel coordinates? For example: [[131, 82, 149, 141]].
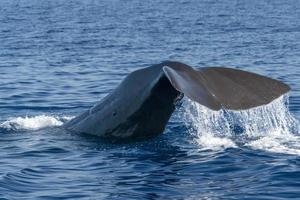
[[65, 61, 290, 140], [163, 62, 290, 110]]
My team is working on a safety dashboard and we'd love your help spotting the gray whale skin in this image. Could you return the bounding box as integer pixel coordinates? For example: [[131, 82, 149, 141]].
[[64, 61, 290, 141]]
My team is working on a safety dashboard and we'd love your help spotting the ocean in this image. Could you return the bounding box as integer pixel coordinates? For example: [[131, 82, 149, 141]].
[[0, 0, 300, 199]]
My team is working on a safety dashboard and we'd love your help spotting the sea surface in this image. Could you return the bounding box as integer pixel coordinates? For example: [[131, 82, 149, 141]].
[[0, 0, 300, 199]]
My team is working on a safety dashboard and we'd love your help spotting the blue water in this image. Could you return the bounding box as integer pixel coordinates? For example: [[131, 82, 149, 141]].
[[1, 0, 300, 199]]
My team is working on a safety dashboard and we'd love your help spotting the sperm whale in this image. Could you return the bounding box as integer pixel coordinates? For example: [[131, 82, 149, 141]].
[[64, 61, 290, 141]]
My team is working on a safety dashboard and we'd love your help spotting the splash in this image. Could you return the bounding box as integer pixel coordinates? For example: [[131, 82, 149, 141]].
[[182, 95, 300, 155], [0, 115, 74, 131], [182, 98, 236, 151]]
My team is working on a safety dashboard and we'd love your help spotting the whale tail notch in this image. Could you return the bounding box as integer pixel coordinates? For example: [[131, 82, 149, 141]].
[[163, 63, 290, 110]]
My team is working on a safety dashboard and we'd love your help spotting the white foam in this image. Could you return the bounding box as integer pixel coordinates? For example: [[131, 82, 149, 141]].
[[247, 133, 300, 155], [0, 115, 75, 131], [195, 134, 237, 151], [182, 95, 300, 155]]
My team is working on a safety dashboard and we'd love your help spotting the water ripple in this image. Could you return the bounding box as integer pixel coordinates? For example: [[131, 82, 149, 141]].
[[0, 0, 300, 199]]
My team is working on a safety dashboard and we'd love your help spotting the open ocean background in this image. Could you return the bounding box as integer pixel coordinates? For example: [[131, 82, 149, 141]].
[[0, 0, 300, 199]]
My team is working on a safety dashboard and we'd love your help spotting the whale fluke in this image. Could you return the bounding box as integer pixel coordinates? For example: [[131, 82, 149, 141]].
[[64, 61, 290, 140], [163, 64, 290, 110]]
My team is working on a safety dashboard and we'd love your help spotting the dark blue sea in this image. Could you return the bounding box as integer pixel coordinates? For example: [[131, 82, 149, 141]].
[[1, 0, 300, 199]]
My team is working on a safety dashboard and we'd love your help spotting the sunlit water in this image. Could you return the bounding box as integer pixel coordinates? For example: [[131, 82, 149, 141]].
[[1, 0, 300, 199]]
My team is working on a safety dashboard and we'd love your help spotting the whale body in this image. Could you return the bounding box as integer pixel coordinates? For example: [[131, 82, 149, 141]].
[[64, 61, 290, 141]]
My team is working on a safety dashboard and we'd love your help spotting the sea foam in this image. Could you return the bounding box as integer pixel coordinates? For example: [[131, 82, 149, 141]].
[[0, 115, 74, 131]]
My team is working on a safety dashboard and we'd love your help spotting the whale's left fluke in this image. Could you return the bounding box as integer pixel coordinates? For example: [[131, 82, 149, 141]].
[[64, 61, 290, 140]]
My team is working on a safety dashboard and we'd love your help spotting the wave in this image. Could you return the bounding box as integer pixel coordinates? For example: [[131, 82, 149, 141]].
[[182, 95, 300, 155], [0, 115, 74, 131]]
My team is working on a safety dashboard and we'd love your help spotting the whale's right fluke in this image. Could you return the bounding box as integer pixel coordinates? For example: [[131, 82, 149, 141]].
[[163, 63, 290, 110]]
